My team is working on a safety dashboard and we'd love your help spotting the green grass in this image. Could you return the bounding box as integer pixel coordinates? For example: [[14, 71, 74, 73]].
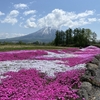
[[0, 44, 70, 51]]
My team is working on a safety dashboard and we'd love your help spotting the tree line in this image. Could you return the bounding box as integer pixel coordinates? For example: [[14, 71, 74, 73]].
[[54, 28, 97, 47]]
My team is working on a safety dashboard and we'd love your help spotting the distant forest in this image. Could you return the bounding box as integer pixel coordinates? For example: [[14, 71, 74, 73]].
[[53, 28, 99, 47]]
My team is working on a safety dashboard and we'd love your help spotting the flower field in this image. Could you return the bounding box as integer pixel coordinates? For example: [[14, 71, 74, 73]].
[[0, 46, 100, 100]]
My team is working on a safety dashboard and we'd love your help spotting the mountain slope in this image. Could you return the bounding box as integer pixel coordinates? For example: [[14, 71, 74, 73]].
[[0, 27, 57, 43]]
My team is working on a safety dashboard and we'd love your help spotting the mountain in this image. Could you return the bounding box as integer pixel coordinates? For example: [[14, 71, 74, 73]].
[[0, 27, 57, 43]]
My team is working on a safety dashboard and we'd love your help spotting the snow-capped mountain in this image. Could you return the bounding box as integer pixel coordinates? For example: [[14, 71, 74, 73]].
[[41, 27, 55, 35], [0, 27, 57, 43]]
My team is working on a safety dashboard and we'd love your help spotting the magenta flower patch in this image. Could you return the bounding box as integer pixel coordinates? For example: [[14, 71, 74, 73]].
[[0, 50, 48, 61], [0, 46, 100, 100], [0, 69, 84, 100]]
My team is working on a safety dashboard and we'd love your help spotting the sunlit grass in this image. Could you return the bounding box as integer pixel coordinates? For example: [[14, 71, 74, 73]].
[[0, 44, 73, 51]]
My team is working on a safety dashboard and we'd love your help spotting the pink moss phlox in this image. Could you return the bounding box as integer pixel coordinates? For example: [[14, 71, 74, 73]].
[[62, 48, 80, 53], [0, 46, 100, 99], [48, 48, 80, 54], [0, 69, 84, 100], [0, 50, 48, 61], [35, 46, 100, 66]]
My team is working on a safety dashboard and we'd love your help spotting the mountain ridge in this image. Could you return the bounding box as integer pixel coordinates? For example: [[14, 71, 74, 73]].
[[0, 27, 57, 43]]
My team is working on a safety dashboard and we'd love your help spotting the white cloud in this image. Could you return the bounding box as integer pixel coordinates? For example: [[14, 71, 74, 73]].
[[6, 9, 95, 29], [38, 9, 67, 28], [76, 10, 94, 18], [9, 10, 19, 17], [2, 18, 18, 25], [23, 10, 36, 16], [24, 17, 37, 28], [37, 9, 95, 28], [0, 33, 25, 39], [1, 10, 19, 25], [88, 18, 97, 22], [0, 11, 5, 16], [63, 18, 89, 28], [14, 3, 28, 9]]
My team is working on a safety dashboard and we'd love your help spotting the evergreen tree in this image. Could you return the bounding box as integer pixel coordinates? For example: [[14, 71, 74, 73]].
[[54, 30, 60, 46], [65, 28, 73, 45], [54, 28, 97, 47], [91, 32, 97, 43]]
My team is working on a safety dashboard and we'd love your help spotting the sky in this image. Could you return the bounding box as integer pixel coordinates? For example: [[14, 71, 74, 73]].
[[0, 0, 100, 39]]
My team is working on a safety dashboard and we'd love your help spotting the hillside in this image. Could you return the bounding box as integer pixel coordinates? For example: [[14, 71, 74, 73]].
[[0, 27, 57, 43]]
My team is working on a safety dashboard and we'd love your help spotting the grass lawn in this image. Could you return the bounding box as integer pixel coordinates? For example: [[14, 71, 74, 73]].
[[0, 44, 74, 51]]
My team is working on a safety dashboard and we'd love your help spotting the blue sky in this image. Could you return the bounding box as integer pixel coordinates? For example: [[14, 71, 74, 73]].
[[0, 0, 100, 39]]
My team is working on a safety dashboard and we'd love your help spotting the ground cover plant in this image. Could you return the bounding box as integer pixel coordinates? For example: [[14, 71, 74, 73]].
[[0, 46, 100, 100]]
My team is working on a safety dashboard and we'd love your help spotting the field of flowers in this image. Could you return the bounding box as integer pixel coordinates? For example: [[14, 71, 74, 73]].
[[0, 46, 100, 100]]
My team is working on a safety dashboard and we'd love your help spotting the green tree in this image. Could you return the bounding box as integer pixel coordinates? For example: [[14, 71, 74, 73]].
[[54, 28, 97, 47], [73, 28, 80, 46], [91, 32, 97, 43], [60, 30, 66, 45], [73, 28, 91, 47], [65, 28, 73, 45], [54, 30, 60, 46]]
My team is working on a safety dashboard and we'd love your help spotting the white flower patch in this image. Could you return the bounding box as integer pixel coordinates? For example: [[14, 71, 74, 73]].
[[44, 51, 78, 58], [0, 59, 86, 80]]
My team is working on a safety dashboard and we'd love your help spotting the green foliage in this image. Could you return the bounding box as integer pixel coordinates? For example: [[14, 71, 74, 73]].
[[17, 41, 26, 45], [66, 28, 73, 45], [54, 28, 97, 47], [54, 30, 66, 46]]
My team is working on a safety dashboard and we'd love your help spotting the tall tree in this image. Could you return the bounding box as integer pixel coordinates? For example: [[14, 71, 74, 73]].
[[91, 32, 97, 43], [65, 28, 73, 45], [73, 28, 80, 46], [54, 28, 97, 47], [60, 30, 66, 45], [54, 30, 59, 46]]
